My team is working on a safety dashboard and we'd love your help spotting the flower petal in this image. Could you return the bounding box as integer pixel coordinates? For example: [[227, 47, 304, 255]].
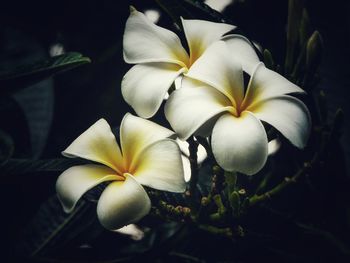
[[97, 174, 151, 230], [181, 154, 191, 182], [62, 119, 123, 173], [56, 164, 120, 213], [176, 138, 207, 164], [186, 41, 244, 107], [133, 139, 186, 193], [242, 63, 305, 108], [122, 63, 185, 118], [211, 112, 268, 175], [165, 79, 232, 140], [248, 95, 311, 149], [114, 224, 145, 241], [222, 34, 260, 75], [181, 18, 236, 64], [120, 113, 175, 169], [268, 138, 281, 156], [123, 7, 188, 66]]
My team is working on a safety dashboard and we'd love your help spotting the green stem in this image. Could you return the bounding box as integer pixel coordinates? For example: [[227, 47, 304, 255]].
[[249, 154, 318, 206], [198, 224, 232, 238], [213, 194, 226, 215]]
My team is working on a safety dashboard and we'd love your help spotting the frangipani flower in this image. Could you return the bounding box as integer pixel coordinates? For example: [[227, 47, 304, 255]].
[[165, 41, 311, 175], [56, 113, 185, 230], [122, 6, 260, 118]]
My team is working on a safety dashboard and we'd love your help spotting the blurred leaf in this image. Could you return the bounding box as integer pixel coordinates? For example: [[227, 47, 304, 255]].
[[0, 97, 31, 157], [0, 52, 91, 94], [12, 78, 54, 158], [17, 195, 98, 257], [296, 223, 350, 257], [155, 0, 231, 28], [285, 0, 303, 74], [306, 30, 323, 72], [0, 129, 14, 165], [0, 158, 84, 177], [299, 8, 311, 47], [156, 0, 193, 27]]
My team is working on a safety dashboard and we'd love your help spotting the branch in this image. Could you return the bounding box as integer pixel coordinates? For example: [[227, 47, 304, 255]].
[[187, 136, 199, 200], [249, 153, 318, 206]]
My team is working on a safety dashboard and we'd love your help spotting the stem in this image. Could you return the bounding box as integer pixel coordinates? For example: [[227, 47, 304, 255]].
[[213, 194, 226, 216], [249, 154, 318, 206], [198, 224, 232, 238], [188, 136, 199, 198]]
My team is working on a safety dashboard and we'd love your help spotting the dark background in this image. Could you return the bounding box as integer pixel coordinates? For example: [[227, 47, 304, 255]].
[[0, 0, 349, 262]]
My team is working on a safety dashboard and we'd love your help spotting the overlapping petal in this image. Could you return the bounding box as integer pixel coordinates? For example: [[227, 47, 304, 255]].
[[186, 41, 244, 107], [56, 164, 121, 213], [248, 96, 311, 148], [62, 119, 123, 174], [222, 34, 260, 75], [123, 7, 188, 66], [121, 63, 185, 118], [165, 79, 232, 140], [181, 18, 236, 65], [133, 139, 186, 193], [242, 63, 305, 109], [57, 113, 187, 229], [120, 113, 175, 170], [211, 112, 268, 175], [97, 174, 151, 230]]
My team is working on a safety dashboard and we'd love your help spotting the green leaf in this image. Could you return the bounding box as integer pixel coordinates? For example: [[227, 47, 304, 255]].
[[13, 78, 54, 158], [16, 195, 99, 257], [0, 52, 91, 94], [182, 0, 232, 23], [299, 8, 311, 47], [0, 129, 14, 165], [285, 0, 303, 74], [306, 30, 323, 72], [155, 0, 232, 29], [0, 158, 84, 179]]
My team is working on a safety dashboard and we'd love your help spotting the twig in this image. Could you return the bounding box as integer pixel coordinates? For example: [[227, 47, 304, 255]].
[[187, 136, 199, 202], [249, 154, 318, 206]]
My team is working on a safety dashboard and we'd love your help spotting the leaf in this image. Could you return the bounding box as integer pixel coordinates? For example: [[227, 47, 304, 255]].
[[155, 0, 232, 28], [285, 0, 304, 74], [182, 0, 232, 23], [296, 223, 350, 257], [12, 78, 54, 158], [0, 52, 91, 94], [0, 158, 84, 178], [0, 96, 31, 157], [16, 195, 99, 257], [0, 129, 14, 165]]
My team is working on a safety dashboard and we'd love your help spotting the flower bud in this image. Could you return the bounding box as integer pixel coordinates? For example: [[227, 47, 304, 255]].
[[306, 31, 323, 71]]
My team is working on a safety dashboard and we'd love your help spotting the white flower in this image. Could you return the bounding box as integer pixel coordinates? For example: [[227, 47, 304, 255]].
[[122, 6, 259, 118], [56, 113, 185, 230], [165, 41, 311, 175]]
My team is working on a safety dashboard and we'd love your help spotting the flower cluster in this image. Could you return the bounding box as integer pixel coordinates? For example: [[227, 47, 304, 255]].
[[56, 6, 311, 230]]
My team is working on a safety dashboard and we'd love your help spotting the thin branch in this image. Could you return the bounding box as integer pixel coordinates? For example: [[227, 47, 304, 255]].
[[249, 153, 318, 206], [187, 136, 199, 200]]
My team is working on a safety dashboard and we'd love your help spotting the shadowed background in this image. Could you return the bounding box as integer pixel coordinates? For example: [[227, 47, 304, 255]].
[[0, 0, 349, 261]]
